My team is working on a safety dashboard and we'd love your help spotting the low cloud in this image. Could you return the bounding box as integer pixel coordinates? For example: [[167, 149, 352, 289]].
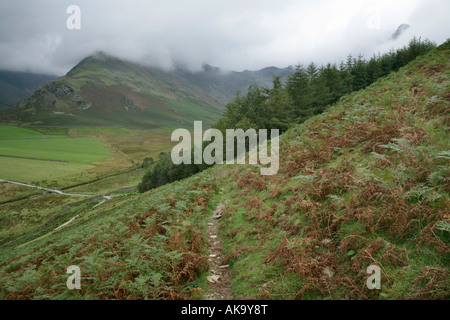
[[0, 0, 448, 76]]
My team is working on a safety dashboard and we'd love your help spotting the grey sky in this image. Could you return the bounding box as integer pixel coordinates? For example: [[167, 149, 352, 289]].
[[0, 0, 448, 75]]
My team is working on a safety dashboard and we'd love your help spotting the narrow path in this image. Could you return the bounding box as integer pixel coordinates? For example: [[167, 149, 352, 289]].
[[0, 180, 134, 249], [205, 201, 233, 300], [0, 201, 82, 249], [0, 179, 116, 248], [0, 179, 93, 197]]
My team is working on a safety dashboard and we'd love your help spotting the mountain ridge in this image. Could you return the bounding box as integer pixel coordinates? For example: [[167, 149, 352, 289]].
[[1, 52, 294, 128]]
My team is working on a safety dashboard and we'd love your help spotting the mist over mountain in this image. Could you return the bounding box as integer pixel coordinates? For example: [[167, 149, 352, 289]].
[[0, 52, 293, 127], [1, 0, 449, 76], [173, 63, 294, 105]]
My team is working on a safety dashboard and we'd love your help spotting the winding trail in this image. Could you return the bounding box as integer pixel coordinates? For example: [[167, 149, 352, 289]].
[[0, 179, 120, 249], [205, 201, 233, 300], [0, 179, 95, 197]]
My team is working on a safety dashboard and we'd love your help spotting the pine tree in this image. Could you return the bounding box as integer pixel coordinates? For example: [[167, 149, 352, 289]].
[[265, 76, 293, 132]]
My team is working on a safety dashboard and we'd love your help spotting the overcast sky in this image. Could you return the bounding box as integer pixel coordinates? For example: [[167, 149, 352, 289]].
[[0, 0, 448, 75]]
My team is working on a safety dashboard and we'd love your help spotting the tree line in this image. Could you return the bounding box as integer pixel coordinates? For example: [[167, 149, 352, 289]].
[[215, 37, 436, 133], [139, 37, 436, 193]]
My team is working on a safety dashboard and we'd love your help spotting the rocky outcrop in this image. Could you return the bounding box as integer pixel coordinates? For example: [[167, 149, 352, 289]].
[[392, 24, 410, 40]]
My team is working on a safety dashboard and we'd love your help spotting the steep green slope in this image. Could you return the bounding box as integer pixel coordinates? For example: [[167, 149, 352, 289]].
[[216, 41, 450, 299], [0, 42, 448, 300]]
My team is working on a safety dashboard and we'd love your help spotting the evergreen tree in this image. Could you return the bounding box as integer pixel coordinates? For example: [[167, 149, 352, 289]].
[[265, 76, 293, 132], [352, 55, 368, 91]]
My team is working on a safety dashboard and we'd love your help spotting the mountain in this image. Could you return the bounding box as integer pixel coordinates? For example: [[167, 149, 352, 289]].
[[1, 41, 448, 300], [1, 53, 223, 128], [0, 70, 56, 110], [174, 64, 294, 105], [0, 53, 293, 128], [392, 23, 410, 40]]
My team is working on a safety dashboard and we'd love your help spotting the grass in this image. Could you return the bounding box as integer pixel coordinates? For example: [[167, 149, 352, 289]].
[[68, 127, 175, 162], [0, 126, 46, 139], [0, 170, 217, 299], [0, 156, 94, 182], [65, 168, 144, 195], [0, 183, 42, 204], [209, 43, 450, 299], [0, 42, 448, 300], [27, 127, 68, 136], [0, 126, 131, 192], [0, 137, 111, 164], [0, 193, 83, 245], [0, 166, 146, 248]]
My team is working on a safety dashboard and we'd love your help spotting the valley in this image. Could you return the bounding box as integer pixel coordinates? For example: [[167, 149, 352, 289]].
[[0, 51, 293, 257], [0, 39, 448, 301], [0, 124, 175, 249]]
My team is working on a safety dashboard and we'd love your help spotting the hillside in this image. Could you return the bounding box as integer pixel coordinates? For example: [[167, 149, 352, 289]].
[[0, 71, 56, 110], [0, 42, 448, 300], [0, 53, 293, 128]]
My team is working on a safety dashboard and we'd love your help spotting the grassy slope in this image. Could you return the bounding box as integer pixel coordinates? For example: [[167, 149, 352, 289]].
[[0, 167, 147, 246], [68, 127, 175, 163], [0, 126, 136, 246], [0, 138, 111, 163], [0, 157, 94, 182], [0, 125, 119, 184], [0, 43, 448, 300], [216, 42, 450, 299], [0, 126, 47, 139], [0, 171, 217, 299]]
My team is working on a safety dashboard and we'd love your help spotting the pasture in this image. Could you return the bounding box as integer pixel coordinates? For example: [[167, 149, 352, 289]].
[[0, 137, 111, 163], [68, 127, 175, 162], [0, 125, 115, 185]]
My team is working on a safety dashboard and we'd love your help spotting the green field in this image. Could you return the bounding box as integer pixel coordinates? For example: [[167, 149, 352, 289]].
[[68, 127, 175, 162], [0, 193, 80, 245], [0, 125, 176, 185], [0, 126, 47, 139], [0, 137, 111, 163], [0, 125, 121, 187], [0, 125, 172, 248], [0, 156, 94, 182]]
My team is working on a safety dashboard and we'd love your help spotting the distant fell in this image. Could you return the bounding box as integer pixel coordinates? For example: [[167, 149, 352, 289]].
[[0, 70, 56, 110]]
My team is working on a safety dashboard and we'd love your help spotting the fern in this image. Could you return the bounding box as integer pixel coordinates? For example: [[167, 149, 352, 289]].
[[403, 185, 443, 203], [436, 221, 450, 233]]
